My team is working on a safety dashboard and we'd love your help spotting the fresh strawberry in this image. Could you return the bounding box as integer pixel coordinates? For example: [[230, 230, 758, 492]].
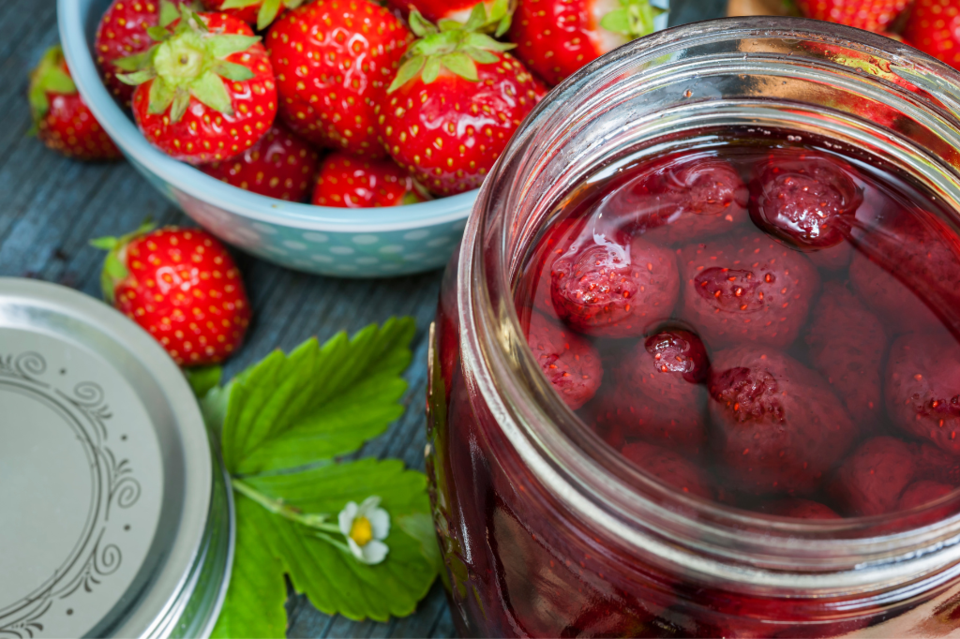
[[827, 436, 917, 516], [904, 0, 960, 69], [119, 9, 278, 164], [593, 328, 708, 454], [29, 46, 122, 161], [311, 152, 428, 208], [94, 0, 194, 107], [94, 225, 251, 366], [201, 124, 318, 201], [708, 346, 857, 496], [550, 231, 680, 338], [796, 0, 909, 33], [602, 153, 749, 245], [750, 150, 862, 270], [376, 8, 540, 195], [677, 230, 820, 348], [804, 282, 886, 426], [200, 0, 301, 30], [522, 311, 603, 410], [620, 441, 713, 499], [761, 498, 841, 519], [510, 0, 664, 86], [886, 331, 960, 456], [267, 1, 410, 157]]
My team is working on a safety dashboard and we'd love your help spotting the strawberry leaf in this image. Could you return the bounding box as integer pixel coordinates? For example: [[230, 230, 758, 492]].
[[441, 52, 478, 82], [256, 0, 283, 31], [210, 497, 288, 639], [208, 34, 262, 59], [239, 459, 437, 621], [215, 61, 256, 81], [408, 10, 437, 38], [389, 56, 426, 93], [159, 0, 182, 28], [117, 68, 157, 86], [221, 0, 261, 7], [421, 57, 442, 84], [147, 78, 176, 114], [169, 90, 191, 123], [147, 25, 172, 41], [216, 318, 415, 476], [190, 72, 234, 116], [114, 50, 152, 72]]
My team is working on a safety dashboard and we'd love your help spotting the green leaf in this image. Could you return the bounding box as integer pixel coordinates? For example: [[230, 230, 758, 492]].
[[186, 366, 222, 398], [220, 318, 416, 476], [148, 78, 176, 114], [441, 52, 478, 82], [221, 0, 261, 7], [243, 459, 437, 621], [215, 61, 255, 81], [397, 513, 442, 574], [117, 68, 157, 86], [389, 55, 424, 92], [169, 90, 191, 122], [158, 0, 181, 27], [208, 34, 262, 59], [114, 50, 152, 72], [256, 0, 283, 31], [190, 71, 234, 115], [461, 2, 488, 32], [421, 57, 442, 84], [147, 25, 171, 41], [408, 10, 437, 38], [211, 497, 288, 639], [201, 381, 233, 434], [465, 48, 498, 64], [599, 8, 631, 35]]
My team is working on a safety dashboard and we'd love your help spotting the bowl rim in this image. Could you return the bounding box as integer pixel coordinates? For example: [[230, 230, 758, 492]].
[[57, 0, 477, 234]]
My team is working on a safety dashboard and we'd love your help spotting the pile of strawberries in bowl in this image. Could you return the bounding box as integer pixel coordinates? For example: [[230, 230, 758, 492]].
[[47, 0, 669, 276]]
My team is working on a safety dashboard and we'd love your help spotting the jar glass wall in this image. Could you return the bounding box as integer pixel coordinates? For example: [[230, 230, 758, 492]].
[[427, 17, 960, 638]]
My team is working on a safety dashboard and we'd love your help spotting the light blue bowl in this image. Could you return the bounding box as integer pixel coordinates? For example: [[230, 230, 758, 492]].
[[58, 0, 474, 278]]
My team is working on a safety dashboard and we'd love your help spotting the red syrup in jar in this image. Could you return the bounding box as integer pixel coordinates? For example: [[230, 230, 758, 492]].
[[515, 129, 960, 516], [429, 128, 960, 639]]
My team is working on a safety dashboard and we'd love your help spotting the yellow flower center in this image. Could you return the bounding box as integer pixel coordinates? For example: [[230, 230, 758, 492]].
[[349, 516, 373, 547]]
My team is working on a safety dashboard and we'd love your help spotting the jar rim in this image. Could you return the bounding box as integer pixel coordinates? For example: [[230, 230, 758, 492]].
[[459, 16, 960, 593]]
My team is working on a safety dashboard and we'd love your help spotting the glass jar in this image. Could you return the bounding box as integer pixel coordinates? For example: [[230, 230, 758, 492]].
[[426, 16, 960, 638]]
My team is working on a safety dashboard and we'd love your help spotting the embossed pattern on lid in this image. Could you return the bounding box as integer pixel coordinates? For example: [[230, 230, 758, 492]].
[[0, 278, 233, 639]]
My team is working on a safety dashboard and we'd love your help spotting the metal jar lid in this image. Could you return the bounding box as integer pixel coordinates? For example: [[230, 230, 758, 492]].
[[0, 278, 234, 638]]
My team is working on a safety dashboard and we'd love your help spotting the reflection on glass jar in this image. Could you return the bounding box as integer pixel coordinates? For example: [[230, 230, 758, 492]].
[[427, 17, 960, 639]]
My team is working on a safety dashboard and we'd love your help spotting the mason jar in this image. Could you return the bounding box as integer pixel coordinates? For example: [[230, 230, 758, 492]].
[[426, 17, 960, 638]]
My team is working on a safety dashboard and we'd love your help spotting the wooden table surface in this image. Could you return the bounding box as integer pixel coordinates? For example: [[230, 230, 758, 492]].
[[0, 0, 724, 636]]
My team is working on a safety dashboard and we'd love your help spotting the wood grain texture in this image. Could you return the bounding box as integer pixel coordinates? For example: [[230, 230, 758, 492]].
[[1, 1, 710, 636]]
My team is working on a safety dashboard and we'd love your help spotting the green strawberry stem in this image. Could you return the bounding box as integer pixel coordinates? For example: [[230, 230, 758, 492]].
[[389, 4, 515, 93], [116, 6, 260, 122], [232, 478, 342, 533], [90, 220, 157, 304], [28, 45, 77, 130], [599, 0, 666, 39]]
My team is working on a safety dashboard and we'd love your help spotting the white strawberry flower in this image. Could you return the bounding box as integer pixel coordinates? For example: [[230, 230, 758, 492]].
[[338, 496, 390, 565]]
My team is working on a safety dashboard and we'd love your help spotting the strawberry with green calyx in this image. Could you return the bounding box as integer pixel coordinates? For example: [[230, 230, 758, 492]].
[[200, 0, 304, 31], [510, 0, 665, 87], [93, 224, 251, 366], [29, 45, 122, 161], [386, 0, 513, 36], [118, 8, 278, 164], [95, 0, 197, 107], [377, 6, 539, 196], [266, 0, 411, 157]]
